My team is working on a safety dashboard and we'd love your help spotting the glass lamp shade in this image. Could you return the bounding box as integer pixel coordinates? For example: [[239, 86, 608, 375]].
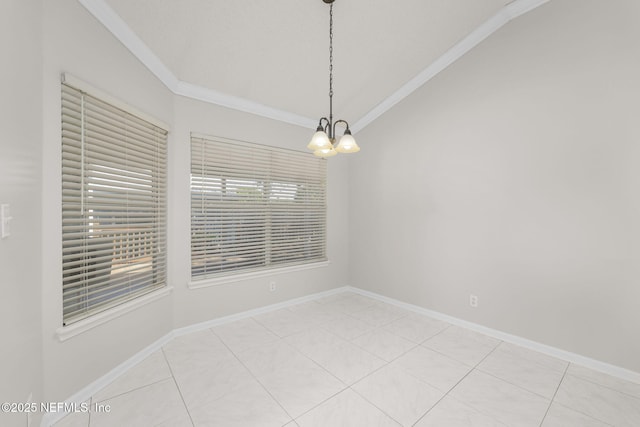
[[314, 146, 337, 157], [335, 133, 360, 153], [307, 130, 331, 151]]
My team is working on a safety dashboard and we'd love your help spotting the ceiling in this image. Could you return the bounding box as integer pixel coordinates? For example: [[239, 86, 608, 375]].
[[80, 0, 548, 131]]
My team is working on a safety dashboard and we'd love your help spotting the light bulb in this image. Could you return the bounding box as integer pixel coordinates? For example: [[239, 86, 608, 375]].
[[307, 130, 331, 151], [335, 133, 360, 153], [314, 146, 337, 157]]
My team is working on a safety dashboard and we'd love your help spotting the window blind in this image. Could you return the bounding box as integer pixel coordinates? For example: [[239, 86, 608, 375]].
[[61, 82, 168, 325], [190, 134, 327, 280]]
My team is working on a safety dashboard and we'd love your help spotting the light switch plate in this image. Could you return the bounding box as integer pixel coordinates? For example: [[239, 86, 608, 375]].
[[1, 204, 12, 239]]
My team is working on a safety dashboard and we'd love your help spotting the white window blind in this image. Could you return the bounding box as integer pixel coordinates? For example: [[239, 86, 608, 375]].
[[61, 81, 168, 325], [190, 134, 327, 280]]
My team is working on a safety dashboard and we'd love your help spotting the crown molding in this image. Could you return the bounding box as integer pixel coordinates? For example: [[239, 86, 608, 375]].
[[352, 0, 550, 133], [77, 0, 316, 129], [78, 0, 179, 90], [78, 0, 549, 133], [175, 81, 317, 128]]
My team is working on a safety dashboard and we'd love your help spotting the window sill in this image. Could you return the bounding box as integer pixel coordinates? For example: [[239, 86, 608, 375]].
[[56, 286, 173, 342], [188, 261, 330, 289]]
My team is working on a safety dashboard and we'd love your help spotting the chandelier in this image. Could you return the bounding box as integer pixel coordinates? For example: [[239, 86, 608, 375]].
[[307, 0, 360, 158]]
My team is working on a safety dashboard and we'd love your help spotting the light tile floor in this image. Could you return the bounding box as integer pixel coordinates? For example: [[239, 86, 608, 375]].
[[53, 291, 640, 427]]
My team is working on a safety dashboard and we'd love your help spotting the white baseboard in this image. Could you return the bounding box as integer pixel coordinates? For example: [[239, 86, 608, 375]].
[[42, 284, 639, 426], [40, 286, 349, 427], [172, 286, 348, 338], [40, 331, 176, 427], [347, 286, 640, 385]]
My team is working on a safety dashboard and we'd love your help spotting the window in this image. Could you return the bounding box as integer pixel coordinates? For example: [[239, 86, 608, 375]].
[[61, 79, 168, 325], [190, 134, 327, 281]]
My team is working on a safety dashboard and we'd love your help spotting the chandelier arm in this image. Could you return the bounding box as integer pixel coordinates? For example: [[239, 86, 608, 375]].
[[332, 119, 350, 137], [309, 0, 358, 157], [317, 117, 331, 137], [317, 117, 330, 128]]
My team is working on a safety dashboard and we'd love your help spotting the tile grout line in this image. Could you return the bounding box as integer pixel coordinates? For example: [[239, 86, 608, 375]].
[[82, 352, 194, 426], [567, 371, 640, 402], [347, 384, 403, 426], [290, 387, 350, 423], [80, 290, 636, 427], [212, 330, 298, 423], [288, 295, 474, 426], [308, 298, 420, 425], [538, 365, 619, 427], [214, 323, 363, 424], [91, 376, 176, 405], [87, 396, 92, 427], [88, 350, 177, 404], [546, 369, 619, 427], [160, 346, 196, 427], [348, 287, 640, 388], [345, 316, 492, 426], [411, 337, 505, 426], [350, 333, 421, 365], [261, 300, 396, 393], [537, 362, 569, 427], [470, 341, 575, 403]]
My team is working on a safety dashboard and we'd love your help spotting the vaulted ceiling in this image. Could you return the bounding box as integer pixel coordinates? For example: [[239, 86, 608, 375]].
[[80, 0, 548, 131]]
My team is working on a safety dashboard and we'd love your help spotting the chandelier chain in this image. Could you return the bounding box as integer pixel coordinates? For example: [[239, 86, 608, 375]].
[[308, 0, 359, 157], [329, 3, 334, 121]]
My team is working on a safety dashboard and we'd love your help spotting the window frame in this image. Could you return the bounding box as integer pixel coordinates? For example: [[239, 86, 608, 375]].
[[60, 74, 169, 327], [189, 134, 328, 286]]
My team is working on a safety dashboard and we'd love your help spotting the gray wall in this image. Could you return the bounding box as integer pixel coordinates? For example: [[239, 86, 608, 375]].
[[349, 0, 640, 373], [170, 96, 350, 329], [0, 0, 43, 426], [41, 0, 175, 403], [38, 0, 350, 405], [3, 0, 639, 420]]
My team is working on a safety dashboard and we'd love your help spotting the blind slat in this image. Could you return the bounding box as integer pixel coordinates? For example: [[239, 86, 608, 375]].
[[190, 134, 327, 281], [61, 82, 167, 325]]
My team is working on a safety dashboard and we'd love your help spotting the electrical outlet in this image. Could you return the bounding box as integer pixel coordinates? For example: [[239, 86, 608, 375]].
[[469, 294, 478, 308], [269, 281, 276, 292]]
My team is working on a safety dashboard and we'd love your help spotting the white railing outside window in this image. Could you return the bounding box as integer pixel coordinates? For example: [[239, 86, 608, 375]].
[[61, 80, 168, 325]]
